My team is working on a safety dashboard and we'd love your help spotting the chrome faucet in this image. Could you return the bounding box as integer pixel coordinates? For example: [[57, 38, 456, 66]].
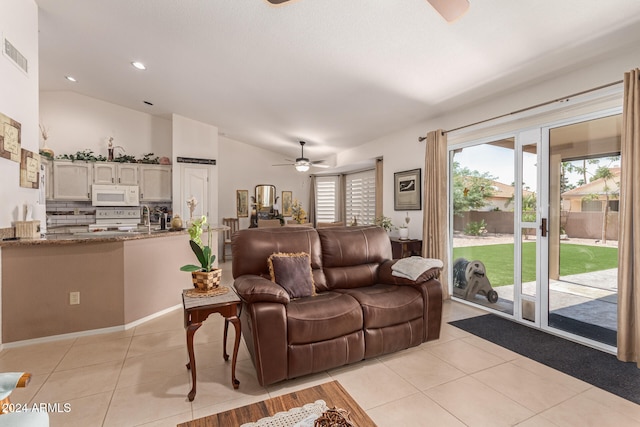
[[141, 205, 151, 234]]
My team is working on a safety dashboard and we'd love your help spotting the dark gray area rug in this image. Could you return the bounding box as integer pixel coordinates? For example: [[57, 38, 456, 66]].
[[449, 314, 640, 404]]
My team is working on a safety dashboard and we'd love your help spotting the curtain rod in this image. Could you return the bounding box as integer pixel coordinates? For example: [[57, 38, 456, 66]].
[[417, 79, 623, 142]]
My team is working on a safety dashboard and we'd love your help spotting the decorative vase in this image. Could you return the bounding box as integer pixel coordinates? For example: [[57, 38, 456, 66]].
[[40, 140, 54, 159], [191, 269, 222, 291], [398, 227, 409, 240], [171, 215, 183, 230]]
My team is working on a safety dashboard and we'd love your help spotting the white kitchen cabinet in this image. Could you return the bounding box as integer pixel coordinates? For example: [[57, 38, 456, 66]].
[[93, 163, 139, 185], [52, 161, 92, 201], [139, 165, 172, 201], [93, 163, 116, 184], [117, 164, 139, 185], [42, 159, 54, 200]]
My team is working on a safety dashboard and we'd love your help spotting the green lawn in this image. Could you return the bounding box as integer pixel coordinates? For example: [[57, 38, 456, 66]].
[[452, 242, 618, 287]]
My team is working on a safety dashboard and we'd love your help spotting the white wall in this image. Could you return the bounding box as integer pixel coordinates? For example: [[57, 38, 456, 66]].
[[0, 0, 38, 349], [218, 135, 311, 232], [171, 114, 219, 227], [39, 91, 171, 159], [0, 0, 39, 228], [335, 45, 640, 240]]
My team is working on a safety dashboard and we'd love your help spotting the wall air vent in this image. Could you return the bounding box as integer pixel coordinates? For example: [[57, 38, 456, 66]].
[[3, 37, 28, 74]]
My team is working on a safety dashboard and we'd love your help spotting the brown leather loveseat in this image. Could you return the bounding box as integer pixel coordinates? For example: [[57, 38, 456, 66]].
[[232, 226, 443, 386]]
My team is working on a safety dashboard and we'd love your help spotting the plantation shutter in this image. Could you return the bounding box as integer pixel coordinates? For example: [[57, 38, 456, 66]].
[[315, 176, 338, 223], [346, 169, 376, 225]]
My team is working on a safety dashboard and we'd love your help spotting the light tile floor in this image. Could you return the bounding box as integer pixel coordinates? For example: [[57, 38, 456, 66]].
[[2, 264, 639, 426]]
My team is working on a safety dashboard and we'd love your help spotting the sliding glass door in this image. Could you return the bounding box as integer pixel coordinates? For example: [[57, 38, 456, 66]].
[[450, 136, 517, 316], [543, 112, 621, 350], [450, 108, 621, 351]]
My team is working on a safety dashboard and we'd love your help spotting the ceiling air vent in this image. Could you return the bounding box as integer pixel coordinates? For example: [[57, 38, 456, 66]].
[[3, 37, 28, 74]]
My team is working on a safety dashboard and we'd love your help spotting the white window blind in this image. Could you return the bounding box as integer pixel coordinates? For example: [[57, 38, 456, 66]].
[[346, 169, 376, 225], [315, 176, 338, 223]]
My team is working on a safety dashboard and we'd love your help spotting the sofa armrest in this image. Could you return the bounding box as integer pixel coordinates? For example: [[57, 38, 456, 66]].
[[378, 259, 441, 286], [234, 275, 290, 304]]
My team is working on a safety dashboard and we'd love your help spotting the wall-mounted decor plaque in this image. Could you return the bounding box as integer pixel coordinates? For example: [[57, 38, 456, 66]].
[[0, 112, 22, 162]]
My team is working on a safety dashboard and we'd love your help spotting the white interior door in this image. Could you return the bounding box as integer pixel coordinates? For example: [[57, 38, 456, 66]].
[[181, 165, 209, 221]]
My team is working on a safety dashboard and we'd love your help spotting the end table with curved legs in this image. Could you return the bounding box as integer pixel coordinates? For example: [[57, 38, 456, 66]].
[[182, 289, 242, 401]]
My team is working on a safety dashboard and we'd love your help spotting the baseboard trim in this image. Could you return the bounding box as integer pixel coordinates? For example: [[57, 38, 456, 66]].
[[2, 304, 182, 349]]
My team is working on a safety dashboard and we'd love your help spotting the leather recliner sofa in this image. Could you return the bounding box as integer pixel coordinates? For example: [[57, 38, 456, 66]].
[[232, 226, 443, 386]]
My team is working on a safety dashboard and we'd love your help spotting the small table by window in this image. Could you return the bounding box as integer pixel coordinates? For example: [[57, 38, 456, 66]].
[[182, 288, 241, 401], [390, 238, 423, 259]]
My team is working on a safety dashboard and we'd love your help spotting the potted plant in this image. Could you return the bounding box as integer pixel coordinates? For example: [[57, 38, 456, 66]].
[[291, 199, 307, 224], [375, 215, 395, 233], [180, 215, 221, 291]]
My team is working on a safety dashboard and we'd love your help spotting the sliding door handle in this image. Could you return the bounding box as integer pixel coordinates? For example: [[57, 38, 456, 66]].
[[540, 218, 548, 237]]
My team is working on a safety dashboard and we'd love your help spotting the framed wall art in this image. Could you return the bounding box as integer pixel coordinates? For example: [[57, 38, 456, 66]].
[[0, 112, 22, 162], [236, 190, 249, 217], [394, 168, 421, 211], [282, 191, 293, 217], [20, 149, 40, 189]]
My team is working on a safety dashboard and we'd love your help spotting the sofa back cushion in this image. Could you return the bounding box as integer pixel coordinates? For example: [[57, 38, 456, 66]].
[[232, 227, 327, 289], [318, 226, 392, 290]]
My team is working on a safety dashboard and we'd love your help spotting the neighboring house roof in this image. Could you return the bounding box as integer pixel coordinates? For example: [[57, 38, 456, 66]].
[[561, 168, 621, 198], [487, 180, 534, 200]]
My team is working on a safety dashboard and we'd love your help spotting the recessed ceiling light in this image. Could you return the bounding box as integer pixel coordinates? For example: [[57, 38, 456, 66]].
[[131, 61, 146, 70], [65, 76, 77, 82]]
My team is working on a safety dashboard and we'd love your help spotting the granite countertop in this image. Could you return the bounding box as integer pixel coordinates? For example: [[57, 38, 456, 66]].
[[0, 228, 189, 247]]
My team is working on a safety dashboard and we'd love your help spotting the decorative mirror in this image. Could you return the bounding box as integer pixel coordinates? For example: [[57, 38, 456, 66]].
[[255, 184, 276, 215]]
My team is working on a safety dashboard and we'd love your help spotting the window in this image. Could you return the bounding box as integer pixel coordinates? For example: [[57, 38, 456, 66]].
[[315, 176, 338, 222], [581, 200, 602, 212], [346, 169, 376, 225]]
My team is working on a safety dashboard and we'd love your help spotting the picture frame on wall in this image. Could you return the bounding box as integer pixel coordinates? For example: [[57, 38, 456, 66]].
[[0, 112, 22, 163], [20, 149, 40, 189], [282, 191, 293, 217], [394, 168, 421, 211], [236, 190, 249, 217]]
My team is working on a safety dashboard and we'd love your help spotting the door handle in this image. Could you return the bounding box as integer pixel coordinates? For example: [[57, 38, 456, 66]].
[[540, 218, 548, 237]]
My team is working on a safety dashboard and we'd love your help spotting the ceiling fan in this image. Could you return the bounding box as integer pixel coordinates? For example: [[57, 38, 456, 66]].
[[266, 0, 470, 23], [273, 141, 330, 172]]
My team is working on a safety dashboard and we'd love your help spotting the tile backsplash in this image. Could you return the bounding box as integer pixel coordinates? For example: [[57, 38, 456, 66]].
[[46, 201, 171, 233]]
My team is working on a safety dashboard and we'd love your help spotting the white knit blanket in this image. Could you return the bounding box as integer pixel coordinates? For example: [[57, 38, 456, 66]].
[[391, 256, 443, 281]]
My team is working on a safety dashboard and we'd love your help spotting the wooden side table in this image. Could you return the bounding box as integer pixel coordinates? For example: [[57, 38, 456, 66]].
[[390, 237, 423, 259], [182, 288, 242, 401]]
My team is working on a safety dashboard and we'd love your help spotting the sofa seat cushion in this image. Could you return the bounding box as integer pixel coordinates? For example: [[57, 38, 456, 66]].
[[338, 284, 423, 329], [287, 292, 362, 345]]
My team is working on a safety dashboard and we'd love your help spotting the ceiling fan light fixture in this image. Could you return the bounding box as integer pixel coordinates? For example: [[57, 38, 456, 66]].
[[426, 0, 470, 22], [295, 163, 310, 172]]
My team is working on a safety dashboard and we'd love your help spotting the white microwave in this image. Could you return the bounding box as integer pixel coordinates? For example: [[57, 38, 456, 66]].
[[92, 184, 140, 206]]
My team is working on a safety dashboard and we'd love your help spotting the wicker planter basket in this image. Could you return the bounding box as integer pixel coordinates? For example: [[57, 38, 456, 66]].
[[191, 269, 222, 291]]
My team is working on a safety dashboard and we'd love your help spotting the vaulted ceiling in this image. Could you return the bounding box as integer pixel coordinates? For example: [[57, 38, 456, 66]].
[[35, 0, 640, 160]]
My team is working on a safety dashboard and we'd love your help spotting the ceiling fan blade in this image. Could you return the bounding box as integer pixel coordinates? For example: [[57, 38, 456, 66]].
[[272, 163, 294, 167], [311, 163, 330, 168], [426, 0, 469, 22]]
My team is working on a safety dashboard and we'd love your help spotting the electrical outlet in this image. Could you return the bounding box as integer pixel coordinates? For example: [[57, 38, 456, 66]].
[[74, 208, 80, 215], [69, 291, 80, 305]]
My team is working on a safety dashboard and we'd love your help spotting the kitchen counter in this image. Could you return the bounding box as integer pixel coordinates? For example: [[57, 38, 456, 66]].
[[0, 228, 189, 247], [0, 226, 229, 344]]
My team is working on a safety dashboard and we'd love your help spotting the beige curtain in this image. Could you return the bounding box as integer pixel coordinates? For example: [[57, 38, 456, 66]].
[[308, 175, 317, 227], [375, 158, 383, 219], [618, 68, 640, 367], [338, 174, 346, 224], [422, 129, 449, 298]]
